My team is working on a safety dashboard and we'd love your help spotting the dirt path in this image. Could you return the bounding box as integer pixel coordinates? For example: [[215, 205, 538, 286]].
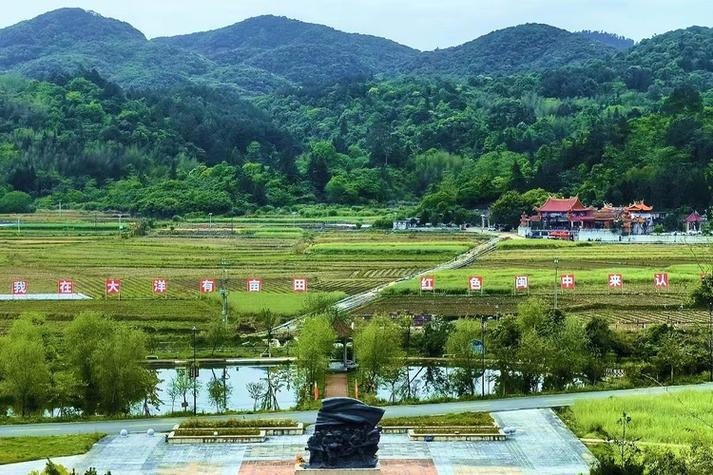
[[324, 373, 348, 397]]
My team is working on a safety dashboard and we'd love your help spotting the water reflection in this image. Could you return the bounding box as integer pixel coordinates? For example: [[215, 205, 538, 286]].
[[143, 364, 555, 416], [149, 365, 296, 415]]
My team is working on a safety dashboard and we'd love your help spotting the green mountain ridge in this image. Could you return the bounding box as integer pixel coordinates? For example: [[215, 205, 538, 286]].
[[408, 23, 616, 76], [0, 8, 712, 223], [0, 8, 634, 93]]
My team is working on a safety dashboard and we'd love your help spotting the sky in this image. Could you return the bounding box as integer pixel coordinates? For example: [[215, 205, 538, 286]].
[[2, 0, 712, 50]]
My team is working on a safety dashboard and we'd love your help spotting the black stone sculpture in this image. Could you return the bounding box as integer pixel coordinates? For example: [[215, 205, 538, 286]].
[[306, 397, 385, 469]]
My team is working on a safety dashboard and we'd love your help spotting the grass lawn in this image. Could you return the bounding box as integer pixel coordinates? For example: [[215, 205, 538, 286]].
[[564, 391, 713, 446], [0, 433, 105, 464]]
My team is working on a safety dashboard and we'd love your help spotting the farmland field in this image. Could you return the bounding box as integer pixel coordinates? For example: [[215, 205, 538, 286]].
[[360, 239, 713, 328], [0, 227, 483, 354]]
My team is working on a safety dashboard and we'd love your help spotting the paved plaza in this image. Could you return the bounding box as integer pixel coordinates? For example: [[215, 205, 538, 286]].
[[0, 409, 595, 475]]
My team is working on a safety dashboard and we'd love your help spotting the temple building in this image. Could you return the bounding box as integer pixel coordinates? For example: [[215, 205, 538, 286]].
[[520, 196, 657, 238]]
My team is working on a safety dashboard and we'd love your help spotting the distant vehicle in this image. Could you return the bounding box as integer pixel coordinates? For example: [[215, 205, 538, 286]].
[[548, 230, 573, 240]]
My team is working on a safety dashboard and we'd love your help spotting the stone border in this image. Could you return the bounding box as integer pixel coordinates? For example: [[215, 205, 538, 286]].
[[167, 425, 267, 444], [381, 425, 497, 434], [407, 428, 506, 442], [167, 421, 305, 444], [295, 462, 382, 473]]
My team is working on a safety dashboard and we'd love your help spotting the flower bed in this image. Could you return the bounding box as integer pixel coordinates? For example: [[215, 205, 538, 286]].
[[407, 428, 506, 442]]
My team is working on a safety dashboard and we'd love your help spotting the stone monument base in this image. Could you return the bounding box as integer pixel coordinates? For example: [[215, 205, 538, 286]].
[[295, 463, 381, 474]]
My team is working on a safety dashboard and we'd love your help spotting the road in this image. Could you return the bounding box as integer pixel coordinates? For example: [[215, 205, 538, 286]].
[[2, 382, 710, 437], [272, 234, 501, 335]]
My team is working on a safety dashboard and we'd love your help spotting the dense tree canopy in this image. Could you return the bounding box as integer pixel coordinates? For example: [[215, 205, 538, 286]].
[[0, 21, 711, 220]]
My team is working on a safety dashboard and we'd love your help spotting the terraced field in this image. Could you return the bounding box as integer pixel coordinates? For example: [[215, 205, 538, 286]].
[[0, 231, 483, 352], [362, 239, 713, 328]]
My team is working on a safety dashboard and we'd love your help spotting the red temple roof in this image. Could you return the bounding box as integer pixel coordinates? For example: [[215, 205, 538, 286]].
[[686, 211, 704, 223], [537, 196, 588, 213], [626, 201, 653, 212]]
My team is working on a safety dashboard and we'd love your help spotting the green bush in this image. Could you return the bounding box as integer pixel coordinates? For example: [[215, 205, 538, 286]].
[[0, 191, 34, 213]]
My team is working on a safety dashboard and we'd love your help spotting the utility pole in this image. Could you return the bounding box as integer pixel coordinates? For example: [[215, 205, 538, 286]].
[[480, 316, 486, 397], [220, 258, 229, 326], [192, 326, 197, 416], [553, 257, 560, 310]]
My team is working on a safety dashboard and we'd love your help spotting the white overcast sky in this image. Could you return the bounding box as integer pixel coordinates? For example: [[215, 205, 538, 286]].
[[3, 0, 712, 50]]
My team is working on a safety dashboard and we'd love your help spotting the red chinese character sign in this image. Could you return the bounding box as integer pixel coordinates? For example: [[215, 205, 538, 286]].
[[420, 276, 435, 291], [560, 274, 575, 290], [514, 275, 529, 291], [105, 279, 121, 295], [247, 278, 263, 292], [608, 273, 623, 289], [654, 273, 669, 289], [57, 279, 74, 294], [12, 280, 28, 295], [468, 275, 483, 292], [200, 279, 216, 293], [153, 279, 168, 294], [293, 278, 307, 292]]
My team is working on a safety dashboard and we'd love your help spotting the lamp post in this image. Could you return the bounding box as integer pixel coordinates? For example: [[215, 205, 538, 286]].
[[553, 257, 560, 310], [192, 326, 197, 416], [480, 317, 486, 397], [709, 300, 713, 382], [479, 312, 500, 398]]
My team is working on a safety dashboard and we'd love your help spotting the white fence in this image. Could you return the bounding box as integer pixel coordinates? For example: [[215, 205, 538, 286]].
[[517, 226, 713, 244]]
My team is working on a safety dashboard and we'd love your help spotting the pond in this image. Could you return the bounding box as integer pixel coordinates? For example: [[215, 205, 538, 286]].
[[375, 366, 502, 402], [146, 364, 522, 415], [148, 365, 297, 415]]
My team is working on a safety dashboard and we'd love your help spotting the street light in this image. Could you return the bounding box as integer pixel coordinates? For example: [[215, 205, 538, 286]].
[[553, 257, 560, 310], [479, 313, 500, 397], [192, 326, 197, 416]]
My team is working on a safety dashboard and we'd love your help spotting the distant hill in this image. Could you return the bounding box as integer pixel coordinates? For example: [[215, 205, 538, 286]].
[[0, 8, 223, 91], [153, 15, 419, 85], [405, 24, 616, 76], [0, 9, 710, 94], [621, 26, 713, 75], [576, 30, 634, 50]]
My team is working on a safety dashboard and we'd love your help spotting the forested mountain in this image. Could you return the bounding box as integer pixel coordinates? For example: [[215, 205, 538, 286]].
[[576, 30, 635, 50], [408, 24, 616, 76], [0, 8, 223, 91], [153, 15, 419, 85], [0, 9, 629, 93], [0, 8, 711, 226]]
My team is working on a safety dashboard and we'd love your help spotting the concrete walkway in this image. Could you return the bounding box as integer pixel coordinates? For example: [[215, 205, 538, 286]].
[[0, 382, 710, 437], [0, 409, 594, 475]]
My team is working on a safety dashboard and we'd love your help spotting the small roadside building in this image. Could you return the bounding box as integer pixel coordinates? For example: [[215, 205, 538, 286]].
[[686, 211, 706, 233]]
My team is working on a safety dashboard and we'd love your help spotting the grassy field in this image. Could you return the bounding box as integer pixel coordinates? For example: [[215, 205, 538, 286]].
[[362, 239, 713, 327], [0, 227, 483, 354], [564, 391, 713, 446], [0, 433, 105, 464]]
